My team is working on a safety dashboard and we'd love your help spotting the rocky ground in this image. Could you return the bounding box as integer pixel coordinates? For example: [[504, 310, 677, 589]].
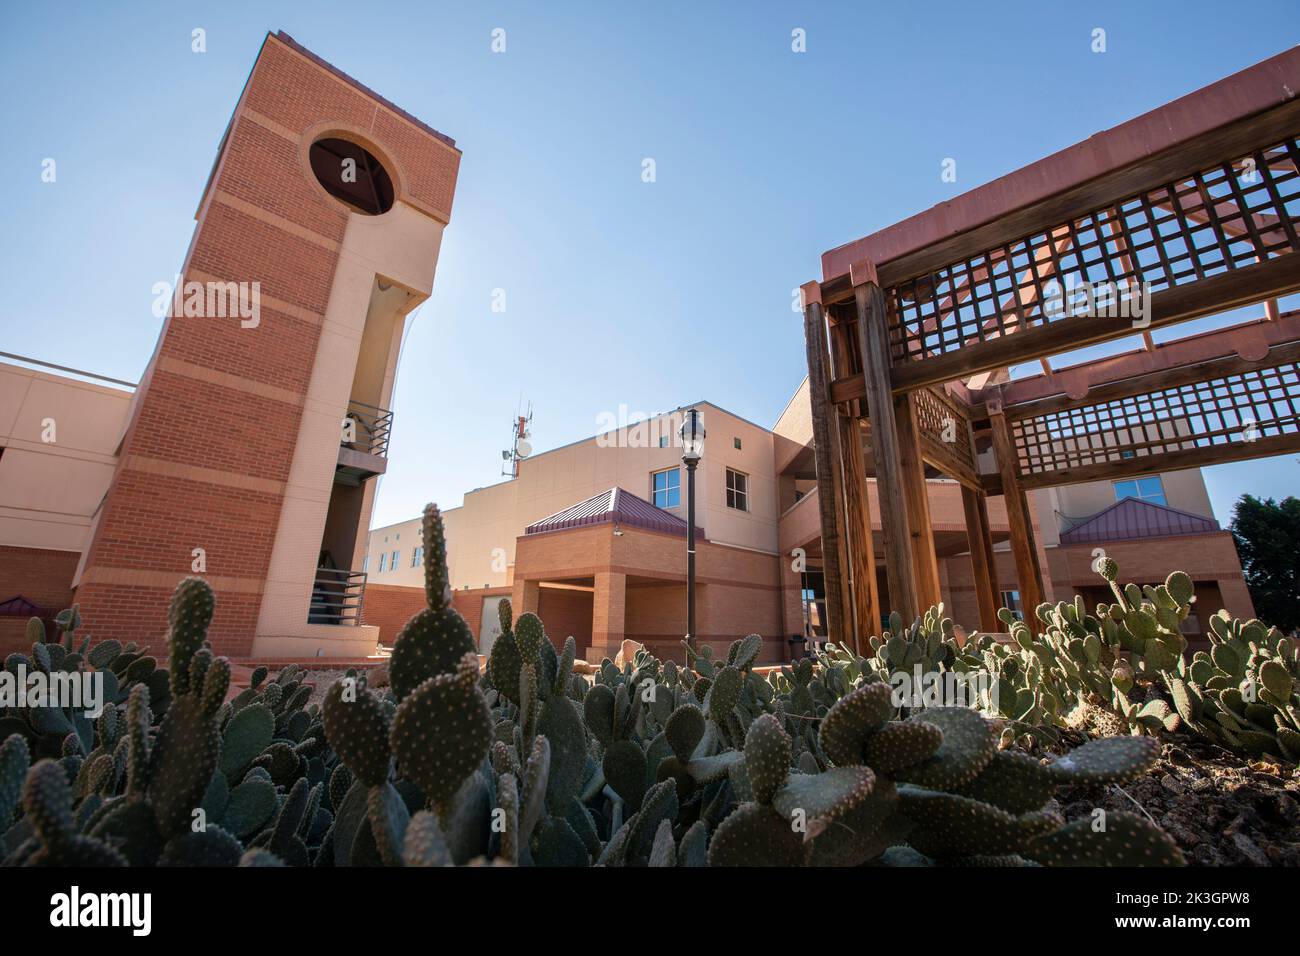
[[1049, 735, 1300, 866]]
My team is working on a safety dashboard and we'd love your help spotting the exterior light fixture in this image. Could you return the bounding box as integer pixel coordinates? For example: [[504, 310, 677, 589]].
[[678, 409, 705, 653], [679, 408, 705, 460]]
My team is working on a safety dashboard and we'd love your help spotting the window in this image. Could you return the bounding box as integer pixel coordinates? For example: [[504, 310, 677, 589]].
[[1114, 476, 1167, 506], [378, 552, 387, 573], [733, 437, 742, 450], [1000, 590, 1023, 621], [652, 468, 680, 508], [726, 469, 748, 511], [308, 137, 395, 215], [390, 550, 399, 570], [363, 555, 370, 573], [658, 435, 670, 448], [411, 546, 423, 568]]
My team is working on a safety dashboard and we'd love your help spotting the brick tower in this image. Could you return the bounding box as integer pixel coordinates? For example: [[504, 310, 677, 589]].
[[73, 32, 460, 658]]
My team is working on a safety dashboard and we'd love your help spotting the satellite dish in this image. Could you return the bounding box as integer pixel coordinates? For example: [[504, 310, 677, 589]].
[[516, 439, 532, 458]]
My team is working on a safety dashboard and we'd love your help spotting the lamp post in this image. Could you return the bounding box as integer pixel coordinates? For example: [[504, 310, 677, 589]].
[[679, 409, 705, 652]]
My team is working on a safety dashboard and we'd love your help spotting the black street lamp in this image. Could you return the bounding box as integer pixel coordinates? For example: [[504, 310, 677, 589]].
[[679, 409, 705, 652]]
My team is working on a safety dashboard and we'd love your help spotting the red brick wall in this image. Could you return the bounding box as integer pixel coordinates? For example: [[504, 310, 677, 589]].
[[360, 584, 521, 651], [362, 583, 426, 645], [0, 545, 80, 657], [537, 587, 593, 658], [73, 34, 459, 655], [453, 588, 513, 652]]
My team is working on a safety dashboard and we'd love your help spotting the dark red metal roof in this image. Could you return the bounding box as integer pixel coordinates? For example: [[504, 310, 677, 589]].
[[1060, 498, 1219, 545], [524, 487, 701, 537]]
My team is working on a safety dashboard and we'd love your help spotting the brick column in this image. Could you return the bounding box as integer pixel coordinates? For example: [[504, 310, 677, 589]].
[[511, 578, 540, 617], [1216, 575, 1257, 620], [590, 571, 626, 663]]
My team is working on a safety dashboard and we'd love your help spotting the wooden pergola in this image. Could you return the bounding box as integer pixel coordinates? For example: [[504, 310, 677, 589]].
[[801, 48, 1300, 648]]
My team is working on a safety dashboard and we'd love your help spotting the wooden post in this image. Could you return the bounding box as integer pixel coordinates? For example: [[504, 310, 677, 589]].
[[837, 414, 882, 647], [987, 396, 1045, 627], [828, 317, 882, 649], [893, 391, 942, 611], [976, 490, 1002, 615], [800, 282, 851, 645], [960, 484, 1000, 632], [851, 260, 920, 622]]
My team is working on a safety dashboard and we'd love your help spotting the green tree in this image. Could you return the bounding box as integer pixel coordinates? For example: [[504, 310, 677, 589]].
[[1229, 494, 1300, 632]]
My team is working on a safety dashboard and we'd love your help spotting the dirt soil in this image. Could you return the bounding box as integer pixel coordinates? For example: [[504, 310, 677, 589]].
[[1049, 736, 1300, 866]]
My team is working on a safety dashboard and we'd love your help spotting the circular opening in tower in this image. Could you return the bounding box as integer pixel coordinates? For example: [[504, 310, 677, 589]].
[[308, 137, 395, 215]]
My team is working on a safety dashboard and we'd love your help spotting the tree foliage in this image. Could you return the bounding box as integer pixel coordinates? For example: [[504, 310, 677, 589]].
[[1230, 494, 1300, 632]]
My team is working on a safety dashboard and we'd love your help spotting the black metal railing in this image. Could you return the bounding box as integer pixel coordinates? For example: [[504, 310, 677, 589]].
[[308, 567, 367, 625], [342, 399, 394, 458]]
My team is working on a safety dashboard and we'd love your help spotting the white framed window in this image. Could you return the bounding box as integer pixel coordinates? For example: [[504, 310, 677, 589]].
[[1000, 589, 1023, 621], [363, 555, 370, 573], [378, 552, 387, 573], [726, 468, 748, 511], [390, 550, 399, 570], [652, 467, 680, 508], [411, 546, 423, 567], [1114, 475, 1166, 506]]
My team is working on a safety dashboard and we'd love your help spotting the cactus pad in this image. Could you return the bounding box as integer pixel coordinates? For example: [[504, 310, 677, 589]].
[[1026, 811, 1184, 866], [861, 719, 943, 775], [892, 708, 995, 791], [1045, 735, 1159, 785], [389, 654, 492, 819], [707, 802, 808, 867], [321, 681, 391, 787]]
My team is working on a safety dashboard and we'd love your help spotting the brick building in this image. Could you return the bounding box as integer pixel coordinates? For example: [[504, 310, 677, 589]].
[[365, 377, 1255, 666], [0, 32, 459, 659]]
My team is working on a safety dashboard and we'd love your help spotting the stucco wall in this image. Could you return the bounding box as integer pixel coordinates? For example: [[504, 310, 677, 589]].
[[0, 362, 132, 554]]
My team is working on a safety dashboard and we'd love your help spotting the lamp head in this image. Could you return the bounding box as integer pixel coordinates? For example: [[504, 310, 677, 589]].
[[679, 408, 705, 461]]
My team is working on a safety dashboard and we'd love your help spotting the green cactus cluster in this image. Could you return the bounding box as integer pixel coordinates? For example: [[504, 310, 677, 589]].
[[984, 562, 1300, 760], [1, 513, 1264, 867]]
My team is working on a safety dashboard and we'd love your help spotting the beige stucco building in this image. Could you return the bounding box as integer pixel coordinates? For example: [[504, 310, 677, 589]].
[[364, 381, 1253, 665]]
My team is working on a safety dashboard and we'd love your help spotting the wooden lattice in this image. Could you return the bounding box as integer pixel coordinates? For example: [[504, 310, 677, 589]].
[[915, 385, 977, 481], [886, 138, 1300, 363], [1009, 358, 1300, 478]]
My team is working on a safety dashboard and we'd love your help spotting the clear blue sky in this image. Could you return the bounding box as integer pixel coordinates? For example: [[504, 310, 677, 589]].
[[1, 1, 1295, 529]]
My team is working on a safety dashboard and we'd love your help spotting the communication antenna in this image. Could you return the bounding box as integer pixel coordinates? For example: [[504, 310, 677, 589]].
[[501, 400, 533, 478]]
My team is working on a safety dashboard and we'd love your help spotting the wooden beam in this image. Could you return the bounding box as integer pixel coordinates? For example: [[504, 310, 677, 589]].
[[988, 400, 1046, 629], [800, 286, 851, 645], [995, 310, 1300, 410], [852, 262, 921, 621], [828, 322, 882, 649], [961, 484, 1001, 633], [890, 254, 1300, 392], [976, 490, 1002, 621], [1017, 431, 1300, 489], [838, 415, 882, 647], [1006, 338, 1300, 422], [872, 97, 1300, 291], [895, 391, 943, 611]]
